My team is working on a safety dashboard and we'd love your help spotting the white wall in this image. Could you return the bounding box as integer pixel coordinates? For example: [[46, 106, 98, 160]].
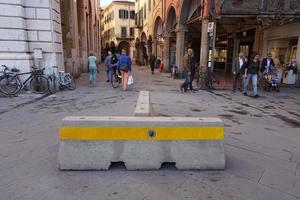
[[0, 0, 63, 73]]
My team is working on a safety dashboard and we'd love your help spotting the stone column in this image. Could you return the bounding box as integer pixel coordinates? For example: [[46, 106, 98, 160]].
[[70, 0, 80, 77], [163, 33, 171, 72], [254, 26, 264, 55], [81, 7, 88, 72], [232, 35, 239, 59], [153, 39, 157, 57], [200, 18, 209, 71], [175, 24, 186, 70], [262, 34, 268, 58], [296, 36, 300, 68]]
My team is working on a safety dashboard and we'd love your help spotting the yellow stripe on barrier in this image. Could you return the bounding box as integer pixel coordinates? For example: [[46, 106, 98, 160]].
[[59, 126, 224, 140]]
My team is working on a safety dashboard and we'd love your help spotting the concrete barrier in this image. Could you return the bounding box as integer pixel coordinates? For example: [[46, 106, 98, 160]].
[[134, 91, 154, 117], [58, 117, 225, 170]]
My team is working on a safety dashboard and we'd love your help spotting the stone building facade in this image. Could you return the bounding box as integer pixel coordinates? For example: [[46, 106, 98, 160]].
[[61, 0, 101, 76], [0, 0, 100, 77], [134, 0, 164, 65], [135, 0, 300, 77], [100, 1, 135, 57]]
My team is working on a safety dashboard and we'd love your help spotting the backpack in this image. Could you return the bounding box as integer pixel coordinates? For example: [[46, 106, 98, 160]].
[[111, 54, 118, 64]]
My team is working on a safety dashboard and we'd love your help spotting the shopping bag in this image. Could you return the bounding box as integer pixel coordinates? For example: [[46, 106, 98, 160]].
[[128, 75, 134, 86]]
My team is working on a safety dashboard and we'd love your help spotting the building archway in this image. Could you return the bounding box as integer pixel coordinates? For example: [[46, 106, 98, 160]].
[[139, 32, 148, 65], [179, 0, 201, 61], [110, 41, 116, 53], [153, 16, 163, 58], [135, 38, 141, 65], [141, 32, 147, 43], [118, 41, 131, 55], [165, 6, 177, 71], [147, 35, 153, 56], [166, 6, 177, 32]]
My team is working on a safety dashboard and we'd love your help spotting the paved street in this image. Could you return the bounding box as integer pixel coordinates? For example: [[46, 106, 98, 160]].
[[0, 65, 300, 200]]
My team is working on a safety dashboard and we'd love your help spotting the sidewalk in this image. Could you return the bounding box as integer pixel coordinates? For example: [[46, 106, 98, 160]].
[[0, 64, 299, 200]]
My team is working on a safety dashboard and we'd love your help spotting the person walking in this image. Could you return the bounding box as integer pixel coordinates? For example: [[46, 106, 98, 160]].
[[118, 49, 132, 91], [156, 57, 161, 69], [104, 50, 112, 82], [149, 54, 156, 74], [88, 52, 98, 87], [188, 49, 196, 92], [232, 52, 246, 92], [243, 53, 260, 98], [180, 49, 191, 93], [109, 50, 119, 81], [260, 53, 275, 80]]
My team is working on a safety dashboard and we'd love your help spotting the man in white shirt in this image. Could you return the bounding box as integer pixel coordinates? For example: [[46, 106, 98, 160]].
[[232, 52, 246, 92]]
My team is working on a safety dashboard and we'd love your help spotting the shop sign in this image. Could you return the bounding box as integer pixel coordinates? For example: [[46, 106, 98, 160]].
[[207, 22, 214, 33]]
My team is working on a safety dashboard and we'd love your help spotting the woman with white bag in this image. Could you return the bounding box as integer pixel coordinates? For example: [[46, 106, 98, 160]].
[[117, 49, 132, 91]]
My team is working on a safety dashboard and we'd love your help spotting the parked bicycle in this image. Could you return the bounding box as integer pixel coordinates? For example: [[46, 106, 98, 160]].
[[111, 69, 122, 88], [47, 66, 76, 93], [0, 65, 18, 95], [171, 65, 178, 79], [196, 65, 220, 90], [0, 65, 49, 95]]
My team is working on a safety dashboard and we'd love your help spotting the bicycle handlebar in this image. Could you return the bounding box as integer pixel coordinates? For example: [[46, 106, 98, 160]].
[[31, 66, 45, 71]]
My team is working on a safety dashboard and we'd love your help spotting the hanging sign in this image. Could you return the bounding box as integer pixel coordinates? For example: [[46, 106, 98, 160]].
[[207, 22, 215, 33]]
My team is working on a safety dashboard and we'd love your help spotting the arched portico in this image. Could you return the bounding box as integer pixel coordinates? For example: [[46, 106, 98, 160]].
[[140, 32, 148, 65], [176, 0, 201, 70], [153, 16, 164, 59], [61, 0, 83, 76], [147, 35, 153, 56], [118, 41, 131, 55], [164, 6, 177, 72]]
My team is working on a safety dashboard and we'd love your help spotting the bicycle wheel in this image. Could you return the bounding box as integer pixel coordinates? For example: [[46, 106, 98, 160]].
[[64, 74, 76, 90], [197, 73, 205, 89], [111, 73, 120, 88], [30, 75, 49, 94], [48, 76, 58, 94], [0, 74, 20, 95]]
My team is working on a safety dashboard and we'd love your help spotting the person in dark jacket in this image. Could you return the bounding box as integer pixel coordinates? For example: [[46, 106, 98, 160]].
[[232, 52, 246, 92], [260, 53, 275, 75], [149, 54, 156, 74], [243, 53, 260, 98], [118, 49, 132, 91]]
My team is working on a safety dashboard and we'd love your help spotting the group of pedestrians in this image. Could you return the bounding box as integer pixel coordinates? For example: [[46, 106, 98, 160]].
[[87, 48, 132, 91], [176, 47, 283, 97], [233, 52, 279, 98]]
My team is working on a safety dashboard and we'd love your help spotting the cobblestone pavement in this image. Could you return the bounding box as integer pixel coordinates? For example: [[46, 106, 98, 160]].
[[0, 65, 300, 200]]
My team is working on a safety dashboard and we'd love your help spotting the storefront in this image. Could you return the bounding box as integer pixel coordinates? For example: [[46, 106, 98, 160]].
[[214, 29, 256, 72], [263, 22, 300, 84]]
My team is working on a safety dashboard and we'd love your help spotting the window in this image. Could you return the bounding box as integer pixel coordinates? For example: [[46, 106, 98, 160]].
[[130, 28, 134, 37], [130, 11, 135, 19], [121, 27, 127, 38], [144, 5, 146, 19], [149, 0, 151, 11], [119, 10, 129, 19], [111, 11, 114, 20], [111, 28, 115, 37]]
